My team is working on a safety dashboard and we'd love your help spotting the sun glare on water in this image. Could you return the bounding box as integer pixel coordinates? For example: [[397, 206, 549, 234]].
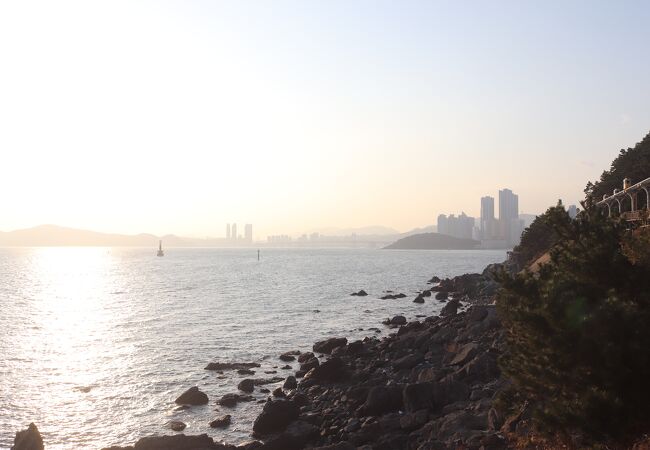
[[14, 248, 124, 446]]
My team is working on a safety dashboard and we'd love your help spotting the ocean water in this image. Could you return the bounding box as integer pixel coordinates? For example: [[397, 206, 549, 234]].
[[0, 247, 506, 449]]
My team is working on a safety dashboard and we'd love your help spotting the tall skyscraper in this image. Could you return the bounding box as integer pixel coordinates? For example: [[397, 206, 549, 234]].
[[231, 223, 237, 242], [244, 224, 253, 243], [226, 223, 231, 240], [480, 196, 496, 239], [498, 188, 523, 245], [437, 214, 449, 236], [499, 188, 519, 242]]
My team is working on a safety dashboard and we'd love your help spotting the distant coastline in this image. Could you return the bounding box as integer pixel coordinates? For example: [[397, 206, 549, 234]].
[[383, 232, 481, 250]]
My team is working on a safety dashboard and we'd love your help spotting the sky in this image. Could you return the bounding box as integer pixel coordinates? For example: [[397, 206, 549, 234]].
[[0, 1, 649, 238]]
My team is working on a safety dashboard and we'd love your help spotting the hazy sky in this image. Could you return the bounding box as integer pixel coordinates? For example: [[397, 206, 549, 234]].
[[1, 1, 649, 238]]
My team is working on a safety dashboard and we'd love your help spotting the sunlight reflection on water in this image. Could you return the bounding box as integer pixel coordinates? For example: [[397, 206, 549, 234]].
[[0, 247, 506, 449]]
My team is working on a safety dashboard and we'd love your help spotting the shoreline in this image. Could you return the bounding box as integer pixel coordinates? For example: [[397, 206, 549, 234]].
[[12, 266, 508, 450]]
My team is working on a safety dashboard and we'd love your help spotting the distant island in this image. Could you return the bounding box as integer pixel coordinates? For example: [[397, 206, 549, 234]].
[[383, 232, 480, 250]]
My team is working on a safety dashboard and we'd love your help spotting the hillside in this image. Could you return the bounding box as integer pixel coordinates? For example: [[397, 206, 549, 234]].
[[383, 232, 479, 250], [585, 130, 650, 204]]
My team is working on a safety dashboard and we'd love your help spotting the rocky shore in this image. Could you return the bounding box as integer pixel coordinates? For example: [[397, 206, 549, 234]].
[[12, 269, 515, 450]]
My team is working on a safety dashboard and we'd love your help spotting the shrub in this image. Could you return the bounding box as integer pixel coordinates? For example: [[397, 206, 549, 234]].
[[497, 207, 650, 440]]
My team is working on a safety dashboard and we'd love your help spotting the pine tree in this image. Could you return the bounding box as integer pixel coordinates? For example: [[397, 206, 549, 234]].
[[497, 206, 650, 439]]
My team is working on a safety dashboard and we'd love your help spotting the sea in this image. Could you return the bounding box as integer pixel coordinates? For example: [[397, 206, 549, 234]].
[[0, 247, 506, 449]]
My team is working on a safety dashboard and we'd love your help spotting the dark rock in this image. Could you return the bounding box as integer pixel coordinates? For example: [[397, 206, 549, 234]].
[[209, 415, 232, 429], [399, 409, 429, 430], [175, 386, 209, 405], [273, 387, 286, 397], [389, 315, 407, 325], [313, 337, 348, 354], [299, 356, 320, 372], [280, 352, 296, 362], [237, 368, 255, 375], [429, 275, 441, 283], [297, 352, 315, 363], [359, 385, 403, 416], [281, 365, 292, 370], [435, 291, 448, 300], [347, 340, 363, 354], [440, 299, 460, 316], [252, 399, 300, 435], [413, 295, 425, 304], [304, 357, 347, 382], [393, 353, 423, 370], [449, 342, 479, 366], [238, 379, 255, 393], [131, 434, 218, 450], [283, 376, 297, 390], [169, 421, 186, 432], [350, 290, 368, 296], [218, 393, 254, 407], [12, 423, 44, 450], [204, 362, 260, 371], [403, 380, 470, 412], [311, 443, 356, 450]]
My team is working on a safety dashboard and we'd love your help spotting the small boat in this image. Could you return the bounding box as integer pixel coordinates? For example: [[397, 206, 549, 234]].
[[157, 240, 164, 257]]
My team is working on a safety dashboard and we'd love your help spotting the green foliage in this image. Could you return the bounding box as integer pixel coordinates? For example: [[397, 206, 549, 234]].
[[511, 200, 570, 268], [497, 207, 650, 439], [585, 131, 650, 206]]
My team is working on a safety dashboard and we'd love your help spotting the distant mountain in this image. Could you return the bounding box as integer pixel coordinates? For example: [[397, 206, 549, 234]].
[[383, 232, 480, 250], [307, 226, 400, 236], [399, 225, 436, 237], [0, 225, 217, 247]]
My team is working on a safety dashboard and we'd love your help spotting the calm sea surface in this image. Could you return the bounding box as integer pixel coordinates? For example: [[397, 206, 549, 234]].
[[0, 247, 506, 449]]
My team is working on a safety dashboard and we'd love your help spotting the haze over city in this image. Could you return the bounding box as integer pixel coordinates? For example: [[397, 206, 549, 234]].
[[1, 0, 649, 239]]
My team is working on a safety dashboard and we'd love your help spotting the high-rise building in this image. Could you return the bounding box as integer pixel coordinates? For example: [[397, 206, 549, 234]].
[[244, 224, 253, 243], [499, 188, 519, 243], [226, 223, 231, 240], [437, 213, 474, 239], [231, 223, 237, 242], [437, 214, 449, 236], [480, 196, 497, 239]]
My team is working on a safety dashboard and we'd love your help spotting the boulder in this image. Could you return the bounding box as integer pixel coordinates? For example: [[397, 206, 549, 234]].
[[238, 379, 255, 393], [399, 409, 429, 430], [389, 315, 407, 325], [313, 337, 348, 354], [252, 400, 300, 435], [283, 376, 297, 390], [299, 356, 319, 372], [350, 290, 368, 296], [402, 380, 470, 412], [279, 352, 296, 362], [435, 291, 448, 300], [312, 444, 356, 450], [209, 415, 232, 429], [217, 393, 254, 407], [175, 386, 209, 405], [169, 421, 186, 432], [131, 434, 218, 450], [297, 352, 315, 363], [440, 299, 460, 316], [303, 357, 347, 382], [204, 362, 260, 371], [393, 353, 424, 370], [413, 295, 425, 304], [449, 343, 479, 366], [12, 423, 44, 450], [359, 385, 403, 416]]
